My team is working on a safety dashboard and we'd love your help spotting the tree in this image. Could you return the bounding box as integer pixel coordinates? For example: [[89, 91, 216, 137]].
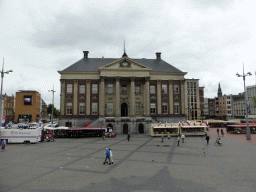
[[47, 104, 60, 118]]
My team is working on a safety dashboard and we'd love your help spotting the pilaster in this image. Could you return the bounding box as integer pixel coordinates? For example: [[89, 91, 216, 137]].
[[115, 76, 120, 117], [130, 76, 135, 117], [86, 80, 91, 115], [169, 80, 173, 114], [145, 77, 150, 116], [157, 80, 162, 115], [99, 76, 105, 117], [73, 79, 78, 115], [180, 80, 185, 115], [60, 79, 65, 116]]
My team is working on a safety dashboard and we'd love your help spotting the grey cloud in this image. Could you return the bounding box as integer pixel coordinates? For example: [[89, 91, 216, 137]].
[[28, 7, 146, 49]]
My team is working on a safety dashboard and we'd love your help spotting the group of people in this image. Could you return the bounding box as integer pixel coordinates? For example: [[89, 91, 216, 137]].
[[103, 148, 113, 165], [217, 128, 224, 137], [161, 133, 185, 146], [1, 139, 6, 150]]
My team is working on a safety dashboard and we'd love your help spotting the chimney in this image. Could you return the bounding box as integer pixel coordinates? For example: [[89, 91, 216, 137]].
[[156, 52, 161, 60], [83, 51, 89, 58]]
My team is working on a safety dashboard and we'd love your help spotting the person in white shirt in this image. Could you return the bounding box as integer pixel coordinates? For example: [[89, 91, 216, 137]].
[[109, 149, 113, 164], [181, 134, 185, 143]]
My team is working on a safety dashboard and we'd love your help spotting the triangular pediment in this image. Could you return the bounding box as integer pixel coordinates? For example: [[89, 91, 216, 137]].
[[98, 57, 151, 71]]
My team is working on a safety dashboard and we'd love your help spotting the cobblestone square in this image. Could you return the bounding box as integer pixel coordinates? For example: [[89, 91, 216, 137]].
[[1, 128, 256, 192]]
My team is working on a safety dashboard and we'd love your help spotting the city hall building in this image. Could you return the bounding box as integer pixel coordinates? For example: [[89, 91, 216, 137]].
[[58, 51, 188, 135]]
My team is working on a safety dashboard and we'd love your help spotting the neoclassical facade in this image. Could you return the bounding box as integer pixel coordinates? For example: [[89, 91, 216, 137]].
[[58, 51, 187, 135]]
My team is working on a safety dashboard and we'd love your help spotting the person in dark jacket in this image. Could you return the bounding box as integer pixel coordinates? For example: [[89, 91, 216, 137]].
[[217, 128, 219, 137], [103, 148, 111, 165], [205, 134, 210, 145], [127, 133, 130, 142]]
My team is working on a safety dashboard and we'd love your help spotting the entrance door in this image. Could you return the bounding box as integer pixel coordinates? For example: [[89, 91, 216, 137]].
[[121, 103, 128, 117], [123, 124, 128, 134], [138, 123, 144, 134]]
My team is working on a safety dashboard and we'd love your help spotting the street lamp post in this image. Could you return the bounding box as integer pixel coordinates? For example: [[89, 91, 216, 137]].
[[236, 64, 252, 140], [0, 58, 13, 139], [48, 85, 56, 125]]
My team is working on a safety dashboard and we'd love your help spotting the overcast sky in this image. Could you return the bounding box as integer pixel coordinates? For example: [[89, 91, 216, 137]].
[[0, 0, 255, 109]]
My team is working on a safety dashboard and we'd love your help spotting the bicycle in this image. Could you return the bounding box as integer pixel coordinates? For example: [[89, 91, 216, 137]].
[[214, 138, 222, 146]]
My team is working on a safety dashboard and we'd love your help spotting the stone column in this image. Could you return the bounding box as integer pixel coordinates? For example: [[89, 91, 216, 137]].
[[157, 80, 162, 114], [115, 77, 120, 117], [169, 80, 173, 114], [86, 80, 91, 115], [130, 76, 135, 117], [60, 79, 65, 116], [180, 80, 185, 114], [99, 76, 105, 117], [145, 77, 150, 116], [73, 80, 78, 115]]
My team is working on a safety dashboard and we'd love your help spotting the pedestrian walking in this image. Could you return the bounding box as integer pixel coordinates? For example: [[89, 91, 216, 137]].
[[127, 133, 130, 142], [1, 139, 6, 150], [167, 132, 170, 140], [177, 135, 180, 146], [205, 134, 210, 145], [181, 134, 185, 143], [161, 134, 164, 143], [217, 128, 219, 137], [102, 132, 106, 140], [103, 148, 111, 165], [109, 148, 113, 164], [221, 129, 224, 137]]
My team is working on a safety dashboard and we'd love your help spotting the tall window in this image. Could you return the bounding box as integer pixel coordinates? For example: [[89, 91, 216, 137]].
[[92, 102, 98, 115], [187, 82, 190, 88], [107, 84, 113, 94], [67, 84, 72, 94], [121, 84, 127, 93], [174, 102, 179, 114], [79, 103, 85, 115], [174, 85, 179, 94], [136, 102, 141, 114], [66, 103, 72, 115], [135, 84, 141, 94], [194, 89, 196, 95], [92, 84, 98, 94], [194, 82, 196, 88], [150, 85, 155, 94], [79, 85, 85, 94], [150, 103, 156, 114], [162, 103, 168, 114], [107, 103, 113, 115], [162, 84, 167, 94]]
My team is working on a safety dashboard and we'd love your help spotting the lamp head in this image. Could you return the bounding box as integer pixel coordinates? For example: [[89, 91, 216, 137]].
[[236, 73, 240, 77], [9, 70, 13, 72], [247, 72, 252, 76]]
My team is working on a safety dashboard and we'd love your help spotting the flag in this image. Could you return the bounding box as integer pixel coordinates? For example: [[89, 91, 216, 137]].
[[178, 121, 181, 126], [102, 121, 105, 127], [171, 121, 174, 127], [39, 116, 42, 128], [73, 122, 76, 128], [84, 121, 89, 128], [158, 121, 161, 127], [193, 121, 196, 126], [206, 120, 209, 126], [1, 116, 6, 127], [165, 122, 167, 127], [200, 121, 202, 126], [182, 121, 184, 126], [187, 121, 190, 126]]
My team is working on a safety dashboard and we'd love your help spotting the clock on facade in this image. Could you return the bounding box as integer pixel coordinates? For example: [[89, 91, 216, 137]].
[[122, 62, 129, 67]]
